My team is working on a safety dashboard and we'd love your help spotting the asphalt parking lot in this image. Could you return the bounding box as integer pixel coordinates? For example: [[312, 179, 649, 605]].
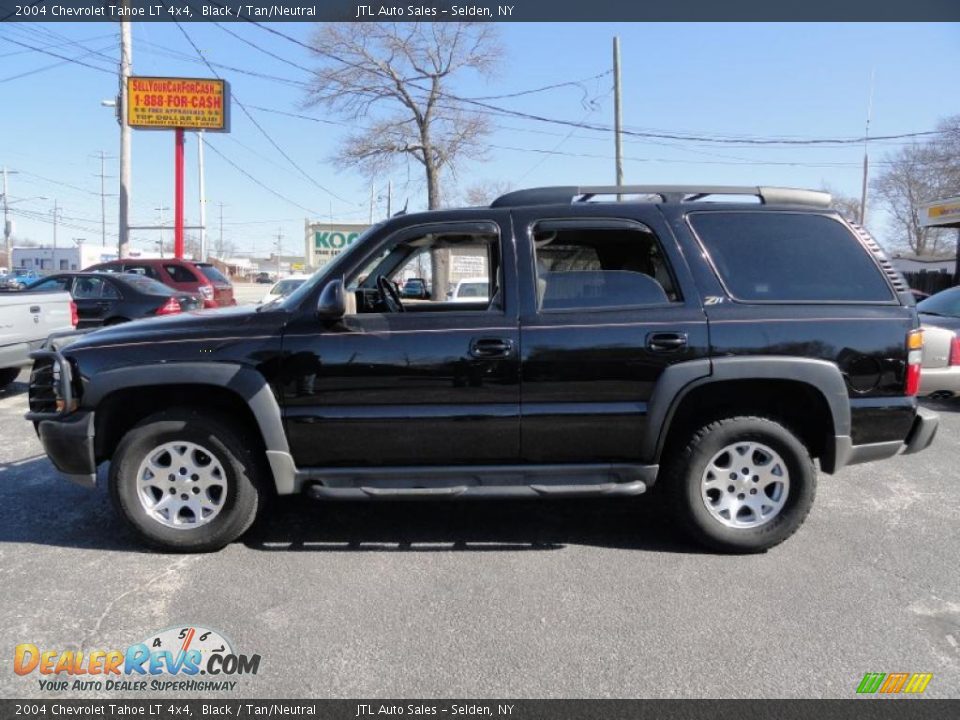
[[1, 368, 958, 699]]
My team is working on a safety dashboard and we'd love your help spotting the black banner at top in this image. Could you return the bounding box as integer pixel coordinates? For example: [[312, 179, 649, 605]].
[[1, 0, 960, 22]]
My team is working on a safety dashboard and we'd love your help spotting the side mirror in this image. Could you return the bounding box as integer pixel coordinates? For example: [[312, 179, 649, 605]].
[[316, 278, 345, 321]]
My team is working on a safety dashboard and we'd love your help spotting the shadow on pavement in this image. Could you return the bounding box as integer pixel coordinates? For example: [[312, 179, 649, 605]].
[[920, 397, 960, 414], [1, 456, 705, 556], [0, 377, 28, 399], [242, 493, 705, 555], [0, 457, 148, 553]]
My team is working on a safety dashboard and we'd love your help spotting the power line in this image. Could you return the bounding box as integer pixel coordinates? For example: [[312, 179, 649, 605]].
[[170, 17, 352, 205], [201, 138, 319, 216], [0, 35, 114, 76], [0, 42, 115, 84]]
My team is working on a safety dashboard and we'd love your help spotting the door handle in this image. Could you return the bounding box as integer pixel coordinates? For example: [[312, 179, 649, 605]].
[[647, 332, 688, 352], [29, 306, 41, 314], [470, 337, 514, 358]]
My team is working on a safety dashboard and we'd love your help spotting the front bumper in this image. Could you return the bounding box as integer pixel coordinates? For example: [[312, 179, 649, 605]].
[[36, 410, 97, 488], [902, 406, 939, 455]]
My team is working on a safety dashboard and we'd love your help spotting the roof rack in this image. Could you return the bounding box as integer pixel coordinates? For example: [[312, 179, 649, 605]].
[[490, 185, 832, 209]]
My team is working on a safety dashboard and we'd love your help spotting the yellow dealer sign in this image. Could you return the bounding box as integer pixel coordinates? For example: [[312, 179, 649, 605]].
[[127, 76, 230, 131], [919, 196, 960, 229]]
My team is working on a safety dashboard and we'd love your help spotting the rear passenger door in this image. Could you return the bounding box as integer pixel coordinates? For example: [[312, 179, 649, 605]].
[[514, 207, 709, 463]]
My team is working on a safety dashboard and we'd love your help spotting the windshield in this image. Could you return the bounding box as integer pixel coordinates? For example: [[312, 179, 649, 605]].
[[270, 279, 307, 296], [917, 287, 960, 318], [278, 223, 384, 310], [457, 282, 489, 298]]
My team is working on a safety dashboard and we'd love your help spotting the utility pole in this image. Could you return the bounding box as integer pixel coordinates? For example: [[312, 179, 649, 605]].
[[387, 180, 392, 218], [859, 69, 875, 226], [118, 14, 133, 259], [95, 151, 113, 248], [198, 132, 207, 261], [155, 205, 170, 253], [275, 227, 283, 279], [51, 200, 60, 266], [368, 183, 375, 224], [218, 202, 225, 258], [2, 167, 16, 267], [613, 36, 624, 198]]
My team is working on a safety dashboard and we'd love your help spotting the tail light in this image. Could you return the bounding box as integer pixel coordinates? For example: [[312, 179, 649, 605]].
[[69, 300, 78, 328], [950, 335, 960, 367], [156, 297, 181, 316], [905, 329, 923, 396]]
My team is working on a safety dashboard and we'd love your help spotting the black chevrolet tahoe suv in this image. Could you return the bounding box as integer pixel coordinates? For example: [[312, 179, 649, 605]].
[[27, 185, 939, 553]]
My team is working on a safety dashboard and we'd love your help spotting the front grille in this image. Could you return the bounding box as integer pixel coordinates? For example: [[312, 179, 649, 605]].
[[28, 357, 59, 415]]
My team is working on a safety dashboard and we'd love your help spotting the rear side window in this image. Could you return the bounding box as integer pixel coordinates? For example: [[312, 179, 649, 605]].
[[123, 264, 160, 280], [689, 212, 894, 302], [197, 264, 230, 284], [532, 222, 678, 310], [164, 264, 200, 283]]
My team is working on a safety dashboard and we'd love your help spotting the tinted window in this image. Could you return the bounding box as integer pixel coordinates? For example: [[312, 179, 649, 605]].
[[917, 287, 960, 318], [533, 224, 675, 310], [73, 277, 107, 299], [100, 281, 121, 299], [164, 264, 200, 283], [690, 212, 894, 302], [197, 264, 230, 284]]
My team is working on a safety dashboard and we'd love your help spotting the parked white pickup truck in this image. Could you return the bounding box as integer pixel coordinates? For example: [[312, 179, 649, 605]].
[[0, 290, 76, 390]]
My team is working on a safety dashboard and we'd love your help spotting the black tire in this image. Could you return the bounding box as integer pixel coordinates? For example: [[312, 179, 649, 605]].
[[109, 408, 267, 552], [663, 416, 816, 553], [0, 367, 20, 390]]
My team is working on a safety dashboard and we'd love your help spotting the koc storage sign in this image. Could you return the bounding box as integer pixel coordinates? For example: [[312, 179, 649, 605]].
[[127, 77, 230, 131]]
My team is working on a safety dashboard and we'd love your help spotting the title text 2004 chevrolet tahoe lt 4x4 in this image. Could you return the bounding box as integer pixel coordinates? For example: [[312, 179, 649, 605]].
[[27, 185, 938, 553]]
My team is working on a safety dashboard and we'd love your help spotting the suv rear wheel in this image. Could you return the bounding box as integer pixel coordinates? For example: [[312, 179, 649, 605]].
[[109, 408, 266, 552], [664, 416, 816, 553]]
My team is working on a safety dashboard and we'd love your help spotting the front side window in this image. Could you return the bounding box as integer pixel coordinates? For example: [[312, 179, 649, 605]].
[[532, 222, 677, 311], [689, 212, 894, 303], [345, 225, 501, 314]]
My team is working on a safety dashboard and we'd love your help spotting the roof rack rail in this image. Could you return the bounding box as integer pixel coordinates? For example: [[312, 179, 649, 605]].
[[490, 185, 832, 209]]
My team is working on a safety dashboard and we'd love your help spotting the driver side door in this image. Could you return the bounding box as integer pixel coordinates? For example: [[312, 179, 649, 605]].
[[280, 216, 521, 468]]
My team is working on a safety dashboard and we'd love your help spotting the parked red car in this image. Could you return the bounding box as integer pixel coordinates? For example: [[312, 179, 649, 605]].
[[84, 258, 235, 308]]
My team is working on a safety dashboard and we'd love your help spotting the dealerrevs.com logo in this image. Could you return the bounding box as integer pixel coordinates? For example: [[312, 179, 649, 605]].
[[14, 626, 261, 693]]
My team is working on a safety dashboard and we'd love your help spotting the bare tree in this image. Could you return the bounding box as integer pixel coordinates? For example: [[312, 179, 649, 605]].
[[304, 23, 501, 212], [872, 115, 960, 255], [462, 179, 514, 206], [820, 184, 860, 224]]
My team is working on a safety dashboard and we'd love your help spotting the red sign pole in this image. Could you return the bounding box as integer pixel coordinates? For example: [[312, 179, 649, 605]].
[[174, 128, 185, 259]]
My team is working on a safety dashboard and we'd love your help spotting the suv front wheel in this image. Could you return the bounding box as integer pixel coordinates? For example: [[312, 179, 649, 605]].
[[109, 409, 266, 552], [665, 416, 816, 553]]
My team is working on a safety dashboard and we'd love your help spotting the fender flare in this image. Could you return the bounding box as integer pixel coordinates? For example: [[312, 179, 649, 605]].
[[85, 363, 296, 493], [643, 356, 850, 464]]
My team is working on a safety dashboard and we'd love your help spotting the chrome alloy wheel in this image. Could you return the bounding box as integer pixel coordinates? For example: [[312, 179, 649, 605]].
[[136, 441, 228, 529], [700, 441, 790, 529]]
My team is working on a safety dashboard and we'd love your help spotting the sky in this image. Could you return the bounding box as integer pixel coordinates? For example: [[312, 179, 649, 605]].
[[0, 21, 958, 259]]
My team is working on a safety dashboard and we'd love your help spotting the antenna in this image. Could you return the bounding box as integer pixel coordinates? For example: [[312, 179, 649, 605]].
[[859, 68, 875, 226]]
